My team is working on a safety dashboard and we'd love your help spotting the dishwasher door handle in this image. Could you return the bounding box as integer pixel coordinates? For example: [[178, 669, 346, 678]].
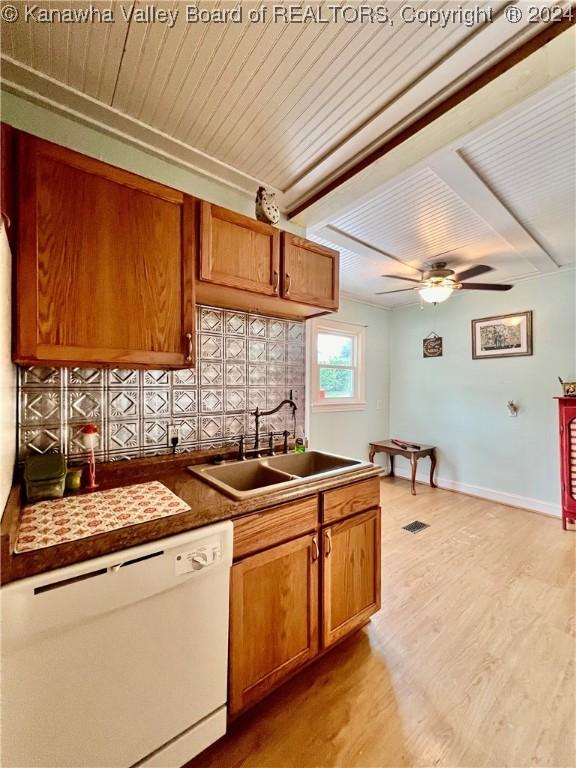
[[109, 550, 165, 572]]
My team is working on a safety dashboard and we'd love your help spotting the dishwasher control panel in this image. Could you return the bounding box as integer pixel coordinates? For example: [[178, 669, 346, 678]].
[[175, 535, 223, 575]]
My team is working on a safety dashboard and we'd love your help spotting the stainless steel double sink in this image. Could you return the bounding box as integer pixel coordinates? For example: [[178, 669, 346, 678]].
[[189, 451, 367, 500]]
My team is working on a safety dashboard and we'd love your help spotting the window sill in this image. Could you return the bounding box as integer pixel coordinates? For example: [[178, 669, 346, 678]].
[[312, 401, 367, 413]]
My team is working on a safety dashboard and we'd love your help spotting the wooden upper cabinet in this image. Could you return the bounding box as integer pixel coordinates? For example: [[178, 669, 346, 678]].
[[229, 533, 319, 715], [199, 202, 280, 296], [282, 233, 339, 310], [14, 134, 195, 369], [196, 205, 340, 319], [1, 124, 16, 251], [322, 508, 381, 649]]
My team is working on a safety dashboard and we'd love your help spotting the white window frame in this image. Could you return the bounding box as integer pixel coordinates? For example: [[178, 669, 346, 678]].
[[309, 318, 366, 412]]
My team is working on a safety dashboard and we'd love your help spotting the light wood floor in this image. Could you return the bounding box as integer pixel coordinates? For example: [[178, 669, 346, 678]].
[[189, 478, 576, 768]]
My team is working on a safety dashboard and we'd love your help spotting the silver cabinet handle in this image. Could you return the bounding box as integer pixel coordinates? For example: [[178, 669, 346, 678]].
[[285, 273, 292, 295], [272, 270, 279, 294], [325, 529, 332, 557], [185, 332, 193, 362]]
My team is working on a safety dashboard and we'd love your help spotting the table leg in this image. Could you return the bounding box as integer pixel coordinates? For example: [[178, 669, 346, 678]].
[[430, 449, 437, 488], [389, 454, 395, 477], [410, 454, 417, 495], [369, 447, 375, 463]]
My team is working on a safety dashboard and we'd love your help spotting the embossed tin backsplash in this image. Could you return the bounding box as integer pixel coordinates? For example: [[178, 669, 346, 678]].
[[18, 307, 306, 462]]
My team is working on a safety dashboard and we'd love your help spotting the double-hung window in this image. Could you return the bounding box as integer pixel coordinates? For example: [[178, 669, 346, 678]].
[[310, 319, 366, 411]]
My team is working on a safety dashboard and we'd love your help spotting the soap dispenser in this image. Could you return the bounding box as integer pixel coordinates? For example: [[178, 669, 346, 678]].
[[294, 437, 306, 453]]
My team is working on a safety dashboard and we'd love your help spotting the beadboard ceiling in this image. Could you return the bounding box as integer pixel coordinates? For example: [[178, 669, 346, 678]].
[[310, 72, 576, 307], [0, 0, 563, 205], [1, 3, 573, 309]]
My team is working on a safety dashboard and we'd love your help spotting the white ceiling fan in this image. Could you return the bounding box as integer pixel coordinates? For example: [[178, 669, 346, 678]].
[[376, 261, 514, 304]]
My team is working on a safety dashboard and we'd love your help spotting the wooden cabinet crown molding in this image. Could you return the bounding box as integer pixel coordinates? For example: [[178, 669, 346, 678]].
[[27, 135, 185, 204]]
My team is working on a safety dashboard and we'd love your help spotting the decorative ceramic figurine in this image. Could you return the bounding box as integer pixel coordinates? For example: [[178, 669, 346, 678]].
[[558, 377, 576, 396], [81, 423, 100, 489], [255, 186, 280, 225]]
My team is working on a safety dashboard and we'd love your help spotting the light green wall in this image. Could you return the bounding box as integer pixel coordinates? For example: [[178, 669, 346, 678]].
[[389, 270, 576, 509], [0, 90, 303, 232], [308, 299, 390, 461]]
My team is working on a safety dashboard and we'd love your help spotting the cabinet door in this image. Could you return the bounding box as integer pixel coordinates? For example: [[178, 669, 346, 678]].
[[229, 533, 319, 715], [282, 234, 339, 310], [15, 135, 195, 369], [559, 401, 576, 516], [1, 124, 15, 251], [200, 202, 280, 296], [322, 508, 381, 649]]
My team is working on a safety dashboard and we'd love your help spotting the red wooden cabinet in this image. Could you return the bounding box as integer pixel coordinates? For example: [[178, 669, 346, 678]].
[[557, 397, 576, 530]]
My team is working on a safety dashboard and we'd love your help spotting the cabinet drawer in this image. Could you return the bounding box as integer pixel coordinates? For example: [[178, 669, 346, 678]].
[[321, 477, 380, 523], [233, 497, 318, 559]]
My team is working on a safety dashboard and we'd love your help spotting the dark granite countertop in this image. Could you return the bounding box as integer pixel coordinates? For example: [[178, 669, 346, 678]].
[[1, 450, 381, 585]]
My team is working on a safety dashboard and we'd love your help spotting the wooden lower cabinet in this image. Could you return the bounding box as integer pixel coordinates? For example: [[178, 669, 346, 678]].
[[228, 492, 382, 716], [229, 533, 319, 715], [321, 508, 381, 648]]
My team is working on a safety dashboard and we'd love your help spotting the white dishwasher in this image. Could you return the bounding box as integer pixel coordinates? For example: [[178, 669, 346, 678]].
[[1, 520, 233, 768]]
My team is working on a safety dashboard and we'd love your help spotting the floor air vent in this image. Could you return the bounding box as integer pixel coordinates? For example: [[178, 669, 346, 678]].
[[402, 520, 429, 533]]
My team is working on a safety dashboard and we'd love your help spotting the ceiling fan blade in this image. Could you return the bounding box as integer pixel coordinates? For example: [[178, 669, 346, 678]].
[[455, 264, 493, 281], [459, 282, 513, 291], [375, 287, 418, 295], [380, 274, 421, 283]]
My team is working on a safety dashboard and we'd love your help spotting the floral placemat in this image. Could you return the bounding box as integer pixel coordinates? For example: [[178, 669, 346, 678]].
[[15, 481, 190, 553]]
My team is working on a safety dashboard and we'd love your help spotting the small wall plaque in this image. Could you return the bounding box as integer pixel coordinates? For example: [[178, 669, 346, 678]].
[[423, 332, 443, 358]]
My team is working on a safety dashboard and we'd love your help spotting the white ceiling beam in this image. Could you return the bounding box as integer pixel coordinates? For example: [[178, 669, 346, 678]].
[[428, 151, 558, 273], [291, 28, 575, 229], [283, 9, 544, 210], [313, 226, 420, 273]]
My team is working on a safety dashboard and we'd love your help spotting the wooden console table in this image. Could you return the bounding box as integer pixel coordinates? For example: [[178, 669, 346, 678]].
[[368, 440, 437, 496]]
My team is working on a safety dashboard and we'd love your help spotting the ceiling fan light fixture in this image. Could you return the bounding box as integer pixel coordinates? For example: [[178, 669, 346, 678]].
[[418, 279, 455, 304]]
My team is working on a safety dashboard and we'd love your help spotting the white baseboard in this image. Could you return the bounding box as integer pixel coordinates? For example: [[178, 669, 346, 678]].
[[393, 469, 561, 518]]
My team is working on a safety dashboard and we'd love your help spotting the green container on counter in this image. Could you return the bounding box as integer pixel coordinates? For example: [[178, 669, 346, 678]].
[[23, 453, 67, 503]]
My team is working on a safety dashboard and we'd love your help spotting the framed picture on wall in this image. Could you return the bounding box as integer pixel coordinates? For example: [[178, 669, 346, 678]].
[[472, 311, 532, 359]]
